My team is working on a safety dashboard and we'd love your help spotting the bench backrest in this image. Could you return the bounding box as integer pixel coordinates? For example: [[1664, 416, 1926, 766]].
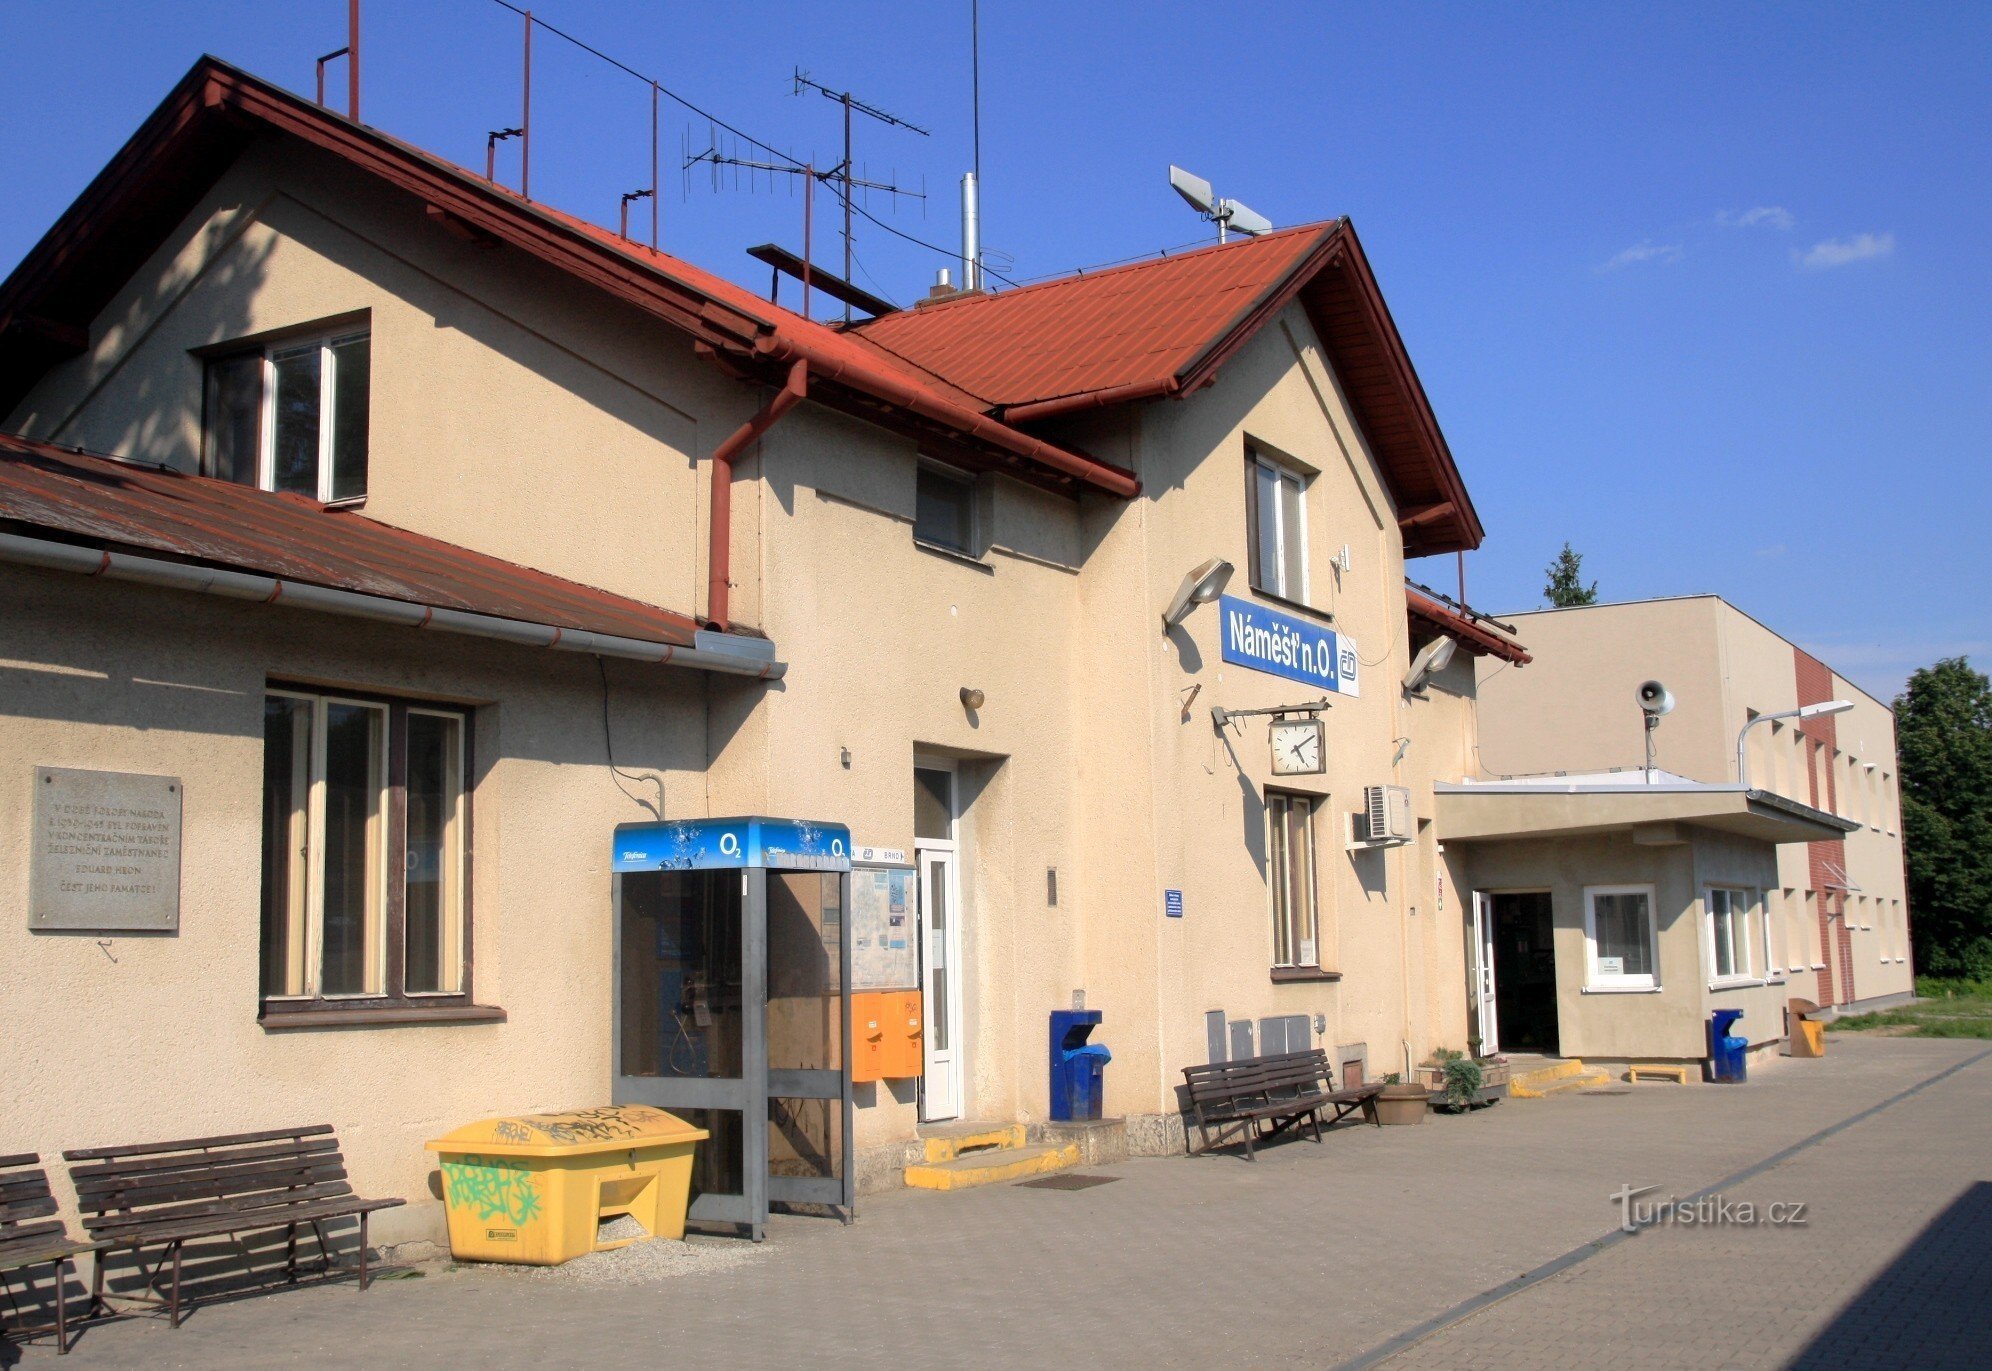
[[63, 1126, 351, 1241], [0, 1152, 68, 1265], [1184, 1049, 1334, 1110]]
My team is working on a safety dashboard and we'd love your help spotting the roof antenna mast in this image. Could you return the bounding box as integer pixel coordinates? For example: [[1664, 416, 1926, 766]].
[[792, 68, 930, 321], [1168, 165, 1273, 243]]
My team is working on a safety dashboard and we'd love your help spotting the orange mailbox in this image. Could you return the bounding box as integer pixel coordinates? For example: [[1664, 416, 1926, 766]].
[[851, 992, 890, 1083], [885, 990, 925, 1079]]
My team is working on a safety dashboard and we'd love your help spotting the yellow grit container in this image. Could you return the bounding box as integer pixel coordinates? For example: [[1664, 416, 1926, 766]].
[[427, 1105, 709, 1265]]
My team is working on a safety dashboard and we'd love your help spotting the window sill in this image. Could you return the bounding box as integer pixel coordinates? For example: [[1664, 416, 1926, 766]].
[[1580, 984, 1661, 995], [1270, 966, 1341, 984], [1708, 978, 1767, 991], [260, 1003, 507, 1031], [912, 538, 993, 573], [1245, 586, 1335, 625]]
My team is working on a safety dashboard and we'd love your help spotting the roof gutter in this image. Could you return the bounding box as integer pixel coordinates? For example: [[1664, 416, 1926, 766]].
[[0, 530, 784, 679], [1000, 377, 1179, 425], [753, 333, 1141, 498]]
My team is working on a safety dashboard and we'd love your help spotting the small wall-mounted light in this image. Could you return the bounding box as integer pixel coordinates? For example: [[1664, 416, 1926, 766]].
[[840, 747, 852, 770], [960, 686, 985, 711], [1161, 557, 1234, 631]]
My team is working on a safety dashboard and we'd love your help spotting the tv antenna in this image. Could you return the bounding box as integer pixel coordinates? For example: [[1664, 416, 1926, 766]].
[[685, 133, 923, 322], [793, 69, 930, 320], [1168, 165, 1273, 243]]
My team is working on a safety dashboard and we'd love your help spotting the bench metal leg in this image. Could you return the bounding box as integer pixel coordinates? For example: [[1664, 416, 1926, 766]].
[[286, 1222, 299, 1284], [357, 1214, 370, 1292], [55, 1256, 69, 1355], [166, 1241, 183, 1329]]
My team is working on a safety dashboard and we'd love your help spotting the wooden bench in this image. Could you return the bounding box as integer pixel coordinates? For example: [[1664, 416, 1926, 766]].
[[1, 1153, 101, 1354], [1182, 1049, 1383, 1160], [63, 1125, 404, 1329]]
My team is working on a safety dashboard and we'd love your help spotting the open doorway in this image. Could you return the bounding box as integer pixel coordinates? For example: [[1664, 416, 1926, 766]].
[[1489, 890, 1559, 1054]]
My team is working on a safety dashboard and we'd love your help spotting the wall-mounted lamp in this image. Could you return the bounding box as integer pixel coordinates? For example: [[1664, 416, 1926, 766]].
[[1401, 635, 1457, 694], [1735, 699, 1853, 788], [960, 686, 985, 711], [1161, 557, 1233, 631], [840, 747, 852, 770]]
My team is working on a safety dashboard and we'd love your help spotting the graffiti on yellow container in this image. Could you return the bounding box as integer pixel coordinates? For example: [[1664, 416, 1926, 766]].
[[440, 1156, 545, 1226]]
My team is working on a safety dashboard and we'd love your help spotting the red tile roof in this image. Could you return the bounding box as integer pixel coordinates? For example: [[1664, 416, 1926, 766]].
[[0, 56, 1479, 551], [1407, 588, 1531, 665], [855, 226, 1335, 410], [853, 222, 1483, 554], [0, 434, 702, 647]]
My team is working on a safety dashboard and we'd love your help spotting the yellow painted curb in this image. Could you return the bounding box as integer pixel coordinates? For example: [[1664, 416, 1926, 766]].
[[921, 1124, 1028, 1163], [904, 1143, 1079, 1191]]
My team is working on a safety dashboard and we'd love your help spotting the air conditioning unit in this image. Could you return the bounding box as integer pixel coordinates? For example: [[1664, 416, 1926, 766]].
[[1358, 785, 1414, 847]]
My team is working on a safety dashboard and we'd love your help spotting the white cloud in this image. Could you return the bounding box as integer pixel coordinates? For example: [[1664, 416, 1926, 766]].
[[1598, 240, 1684, 272], [1717, 206, 1795, 230], [1795, 232, 1895, 270]]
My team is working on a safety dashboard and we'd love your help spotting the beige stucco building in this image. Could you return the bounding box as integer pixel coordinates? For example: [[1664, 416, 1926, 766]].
[[0, 59, 1530, 1247], [0, 58, 1888, 1260]]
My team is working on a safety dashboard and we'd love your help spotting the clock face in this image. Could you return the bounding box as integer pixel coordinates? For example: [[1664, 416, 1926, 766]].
[[1270, 719, 1324, 775]]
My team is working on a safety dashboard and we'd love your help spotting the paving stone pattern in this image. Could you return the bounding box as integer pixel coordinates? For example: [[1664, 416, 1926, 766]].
[[9, 1037, 1986, 1369]]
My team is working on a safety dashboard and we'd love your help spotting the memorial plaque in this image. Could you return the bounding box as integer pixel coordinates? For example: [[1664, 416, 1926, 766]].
[[30, 767, 183, 932]]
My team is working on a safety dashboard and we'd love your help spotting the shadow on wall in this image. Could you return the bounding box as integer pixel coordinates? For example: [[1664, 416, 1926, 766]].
[[1788, 1180, 1992, 1368], [27, 205, 278, 467]]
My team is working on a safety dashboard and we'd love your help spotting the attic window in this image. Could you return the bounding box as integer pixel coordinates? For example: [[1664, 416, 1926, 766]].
[[914, 463, 976, 554], [205, 329, 371, 502]]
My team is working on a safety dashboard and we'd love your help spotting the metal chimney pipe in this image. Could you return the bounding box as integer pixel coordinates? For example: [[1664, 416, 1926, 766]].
[[960, 171, 980, 292]]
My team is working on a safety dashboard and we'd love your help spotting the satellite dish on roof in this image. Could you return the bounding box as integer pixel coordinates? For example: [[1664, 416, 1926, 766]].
[[1167, 164, 1273, 243]]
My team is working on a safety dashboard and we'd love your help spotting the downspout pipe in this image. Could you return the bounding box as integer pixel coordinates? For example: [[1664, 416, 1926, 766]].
[[707, 358, 808, 630], [0, 530, 785, 679]]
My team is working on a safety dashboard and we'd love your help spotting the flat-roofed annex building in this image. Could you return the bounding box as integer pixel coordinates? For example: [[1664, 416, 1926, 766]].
[[1464, 596, 1911, 1063]]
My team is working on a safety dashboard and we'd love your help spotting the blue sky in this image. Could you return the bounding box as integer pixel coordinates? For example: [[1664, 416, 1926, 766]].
[[2, 2, 1986, 699]]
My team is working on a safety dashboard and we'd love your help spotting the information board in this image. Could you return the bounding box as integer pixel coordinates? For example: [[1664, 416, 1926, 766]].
[[851, 863, 918, 991], [30, 766, 183, 932]]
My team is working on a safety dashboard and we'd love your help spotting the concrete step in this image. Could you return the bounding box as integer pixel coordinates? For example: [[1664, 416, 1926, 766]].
[[1509, 1058, 1596, 1098], [904, 1141, 1081, 1191], [1529, 1069, 1614, 1097], [919, 1122, 1027, 1164]]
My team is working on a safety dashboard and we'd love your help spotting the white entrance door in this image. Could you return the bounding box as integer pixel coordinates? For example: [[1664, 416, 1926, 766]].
[[917, 844, 964, 1122], [1472, 891, 1500, 1055]]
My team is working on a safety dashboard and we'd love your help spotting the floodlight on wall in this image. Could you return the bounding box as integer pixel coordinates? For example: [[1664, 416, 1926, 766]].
[[1401, 635, 1458, 694], [1736, 699, 1854, 788], [1161, 557, 1234, 631]]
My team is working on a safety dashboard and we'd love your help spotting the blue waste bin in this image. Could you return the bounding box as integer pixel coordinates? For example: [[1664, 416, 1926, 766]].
[[1708, 1009, 1748, 1084], [1050, 1010, 1111, 1121]]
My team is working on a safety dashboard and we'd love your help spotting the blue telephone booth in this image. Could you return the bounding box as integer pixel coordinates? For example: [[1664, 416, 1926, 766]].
[[611, 817, 854, 1240]]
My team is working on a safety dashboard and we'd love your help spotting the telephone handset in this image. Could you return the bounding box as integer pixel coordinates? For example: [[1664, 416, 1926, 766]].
[[680, 972, 712, 1028]]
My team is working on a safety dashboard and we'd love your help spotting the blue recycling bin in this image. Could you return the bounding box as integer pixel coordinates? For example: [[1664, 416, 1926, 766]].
[[1708, 1009, 1748, 1084], [1050, 1010, 1111, 1121]]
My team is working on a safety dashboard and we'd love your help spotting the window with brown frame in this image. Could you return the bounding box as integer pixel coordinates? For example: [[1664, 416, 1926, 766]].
[[259, 684, 477, 1021]]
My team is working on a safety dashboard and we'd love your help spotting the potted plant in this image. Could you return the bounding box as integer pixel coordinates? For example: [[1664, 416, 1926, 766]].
[[1374, 1073, 1429, 1126], [1415, 1048, 1507, 1104]]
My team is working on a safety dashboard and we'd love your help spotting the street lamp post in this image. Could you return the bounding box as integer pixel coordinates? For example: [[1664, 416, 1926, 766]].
[[1736, 700, 1855, 789]]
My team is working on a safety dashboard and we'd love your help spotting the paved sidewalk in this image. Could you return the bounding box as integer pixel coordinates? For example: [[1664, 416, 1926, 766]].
[[7, 1037, 1986, 1369]]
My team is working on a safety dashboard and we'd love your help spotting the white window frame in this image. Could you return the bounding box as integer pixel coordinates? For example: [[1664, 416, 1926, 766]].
[[264, 689, 392, 1001], [1704, 885, 1763, 989], [1266, 791, 1322, 970], [209, 328, 370, 503], [404, 706, 469, 997], [1249, 446, 1310, 604], [1582, 883, 1659, 991]]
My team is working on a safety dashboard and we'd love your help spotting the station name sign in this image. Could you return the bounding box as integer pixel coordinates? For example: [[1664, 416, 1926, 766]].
[[1218, 595, 1359, 696]]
